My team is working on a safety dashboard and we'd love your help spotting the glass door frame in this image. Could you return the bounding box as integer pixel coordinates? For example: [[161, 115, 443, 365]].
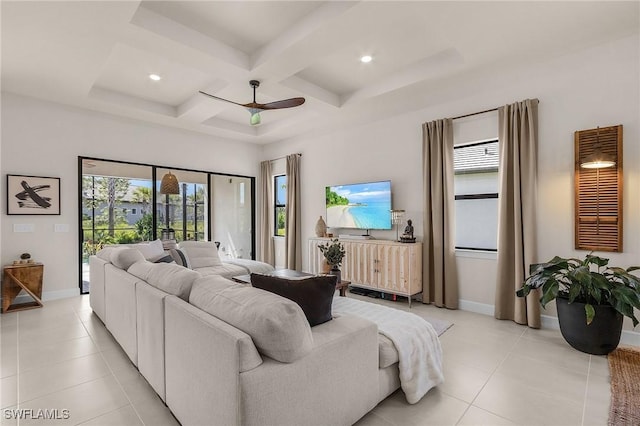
[[78, 156, 256, 294]]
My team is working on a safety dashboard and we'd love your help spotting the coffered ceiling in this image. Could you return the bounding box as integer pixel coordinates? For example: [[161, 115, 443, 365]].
[[2, 1, 638, 144]]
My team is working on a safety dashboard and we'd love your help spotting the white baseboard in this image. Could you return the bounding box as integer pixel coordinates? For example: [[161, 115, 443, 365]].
[[458, 299, 495, 316], [622, 330, 640, 347], [11, 288, 80, 305], [460, 300, 640, 346]]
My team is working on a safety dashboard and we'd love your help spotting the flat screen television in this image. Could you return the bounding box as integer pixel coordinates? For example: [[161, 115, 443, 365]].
[[325, 180, 392, 230]]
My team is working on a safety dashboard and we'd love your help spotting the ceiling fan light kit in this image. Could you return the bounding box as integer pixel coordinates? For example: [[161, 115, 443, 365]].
[[250, 110, 261, 125], [199, 80, 305, 126]]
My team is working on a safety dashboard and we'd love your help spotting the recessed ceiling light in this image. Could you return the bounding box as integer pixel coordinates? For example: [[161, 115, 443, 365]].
[[149, 74, 161, 81], [360, 55, 373, 63]]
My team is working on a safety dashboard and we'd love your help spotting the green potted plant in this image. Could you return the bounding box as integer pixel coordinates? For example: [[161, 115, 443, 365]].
[[517, 253, 640, 355], [318, 239, 346, 282]]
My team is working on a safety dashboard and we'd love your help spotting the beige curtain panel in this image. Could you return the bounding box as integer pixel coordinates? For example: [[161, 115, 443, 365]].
[[285, 153, 302, 270], [422, 118, 458, 309], [259, 160, 274, 265], [495, 98, 540, 328]]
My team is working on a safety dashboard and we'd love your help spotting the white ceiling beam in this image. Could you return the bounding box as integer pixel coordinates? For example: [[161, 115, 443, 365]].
[[341, 48, 465, 106], [177, 79, 229, 121], [251, 1, 359, 71], [201, 117, 258, 137], [130, 5, 250, 71], [256, 110, 318, 137], [88, 87, 176, 117], [279, 76, 341, 108], [177, 94, 228, 123]]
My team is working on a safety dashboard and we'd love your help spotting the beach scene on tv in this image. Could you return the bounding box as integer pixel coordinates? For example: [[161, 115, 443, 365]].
[[326, 181, 392, 229]]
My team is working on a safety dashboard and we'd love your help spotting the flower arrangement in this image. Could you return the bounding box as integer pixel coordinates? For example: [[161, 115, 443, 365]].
[[318, 239, 346, 268]]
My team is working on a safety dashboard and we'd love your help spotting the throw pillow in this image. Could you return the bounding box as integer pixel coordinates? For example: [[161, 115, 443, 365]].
[[110, 248, 145, 270], [169, 248, 191, 268], [133, 239, 165, 261], [153, 253, 175, 264], [250, 273, 337, 327], [178, 241, 223, 268]]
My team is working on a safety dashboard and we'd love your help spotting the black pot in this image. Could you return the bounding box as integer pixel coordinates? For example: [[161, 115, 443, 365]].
[[556, 297, 623, 355]]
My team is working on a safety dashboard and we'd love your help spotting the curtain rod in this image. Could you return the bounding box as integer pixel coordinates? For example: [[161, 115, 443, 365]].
[[270, 153, 302, 162], [451, 99, 539, 121], [451, 107, 498, 121]]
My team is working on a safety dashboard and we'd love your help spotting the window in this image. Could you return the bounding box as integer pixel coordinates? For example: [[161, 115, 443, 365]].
[[80, 157, 255, 295], [274, 175, 287, 236], [454, 140, 499, 251]]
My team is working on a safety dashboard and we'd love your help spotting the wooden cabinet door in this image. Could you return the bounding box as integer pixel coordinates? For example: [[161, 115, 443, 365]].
[[377, 244, 412, 294], [343, 241, 378, 288]]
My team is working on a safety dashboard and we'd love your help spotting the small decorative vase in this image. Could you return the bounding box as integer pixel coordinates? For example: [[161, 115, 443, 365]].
[[315, 216, 327, 237], [329, 266, 341, 284], [321, 259, 331, 274]]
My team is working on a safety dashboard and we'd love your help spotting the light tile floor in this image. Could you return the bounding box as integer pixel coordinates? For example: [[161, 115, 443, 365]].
[[0, 294, 611, 425]]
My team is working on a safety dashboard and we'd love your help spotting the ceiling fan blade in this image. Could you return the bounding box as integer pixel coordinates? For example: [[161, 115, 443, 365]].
[[198, 91, 244, 107], [243, 97, 306, 111]]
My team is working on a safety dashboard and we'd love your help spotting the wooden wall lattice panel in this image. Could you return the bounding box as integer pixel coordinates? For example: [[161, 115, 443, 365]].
[[574, 125, 623, 252]]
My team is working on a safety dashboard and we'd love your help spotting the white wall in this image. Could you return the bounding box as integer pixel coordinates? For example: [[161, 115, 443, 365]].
[[262, 35, 640, 330], [1, 93, 260, 299]]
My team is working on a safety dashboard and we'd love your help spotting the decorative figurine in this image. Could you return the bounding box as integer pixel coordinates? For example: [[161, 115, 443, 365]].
[[399, 219, 416, 243]]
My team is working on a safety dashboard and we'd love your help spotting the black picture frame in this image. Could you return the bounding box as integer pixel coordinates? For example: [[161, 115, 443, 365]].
[[6, 174, 61, 215]]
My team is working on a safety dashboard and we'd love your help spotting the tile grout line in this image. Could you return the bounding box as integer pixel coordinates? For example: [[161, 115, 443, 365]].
[[456, 326, 528, 425], [75, 302, 147, 426], [17, 312, 21, 426], [581, 356, 592, 426], [9, 308, 117, 412]]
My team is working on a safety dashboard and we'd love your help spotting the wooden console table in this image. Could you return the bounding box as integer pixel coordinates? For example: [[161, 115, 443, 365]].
[[2, 263, 44, 313]]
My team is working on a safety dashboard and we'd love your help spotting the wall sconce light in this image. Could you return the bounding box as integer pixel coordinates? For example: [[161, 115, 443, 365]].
[[390, 209, 405, 241], [580, 127, 616, 169], [575, 125, 622, 252], [160, 172, 179, 240]]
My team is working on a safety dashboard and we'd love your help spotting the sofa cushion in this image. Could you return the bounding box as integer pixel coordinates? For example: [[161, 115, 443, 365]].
[[128, 261, 200, 301], [178, 241, 222, 268], [111, 248, 146, 270], [250, 274, 336, 327], [189, 275, 313, 363]]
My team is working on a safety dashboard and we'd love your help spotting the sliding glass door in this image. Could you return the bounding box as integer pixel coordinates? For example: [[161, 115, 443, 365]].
[[79, 157, 255, 294]]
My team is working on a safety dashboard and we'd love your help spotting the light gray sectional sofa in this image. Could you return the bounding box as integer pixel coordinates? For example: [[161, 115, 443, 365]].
[[89, 242, 403, 425]]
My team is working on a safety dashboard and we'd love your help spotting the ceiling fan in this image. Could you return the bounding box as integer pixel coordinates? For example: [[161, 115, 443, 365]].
[[199, 80, 305, 125]]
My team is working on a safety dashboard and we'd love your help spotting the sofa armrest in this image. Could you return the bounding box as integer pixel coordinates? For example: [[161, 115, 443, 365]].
[[164, 295, 262, 426], [104, 265, 139, 366], [136, 282, 168, 401], [239, 315, 380, 426], [89, 255, 108, 322]]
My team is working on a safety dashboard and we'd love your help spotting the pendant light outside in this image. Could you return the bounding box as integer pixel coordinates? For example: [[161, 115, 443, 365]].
[[160, 172, 180, 194]]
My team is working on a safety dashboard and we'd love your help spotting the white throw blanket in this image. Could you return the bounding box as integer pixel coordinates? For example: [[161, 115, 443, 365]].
[[332, 297, 444, 404]]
